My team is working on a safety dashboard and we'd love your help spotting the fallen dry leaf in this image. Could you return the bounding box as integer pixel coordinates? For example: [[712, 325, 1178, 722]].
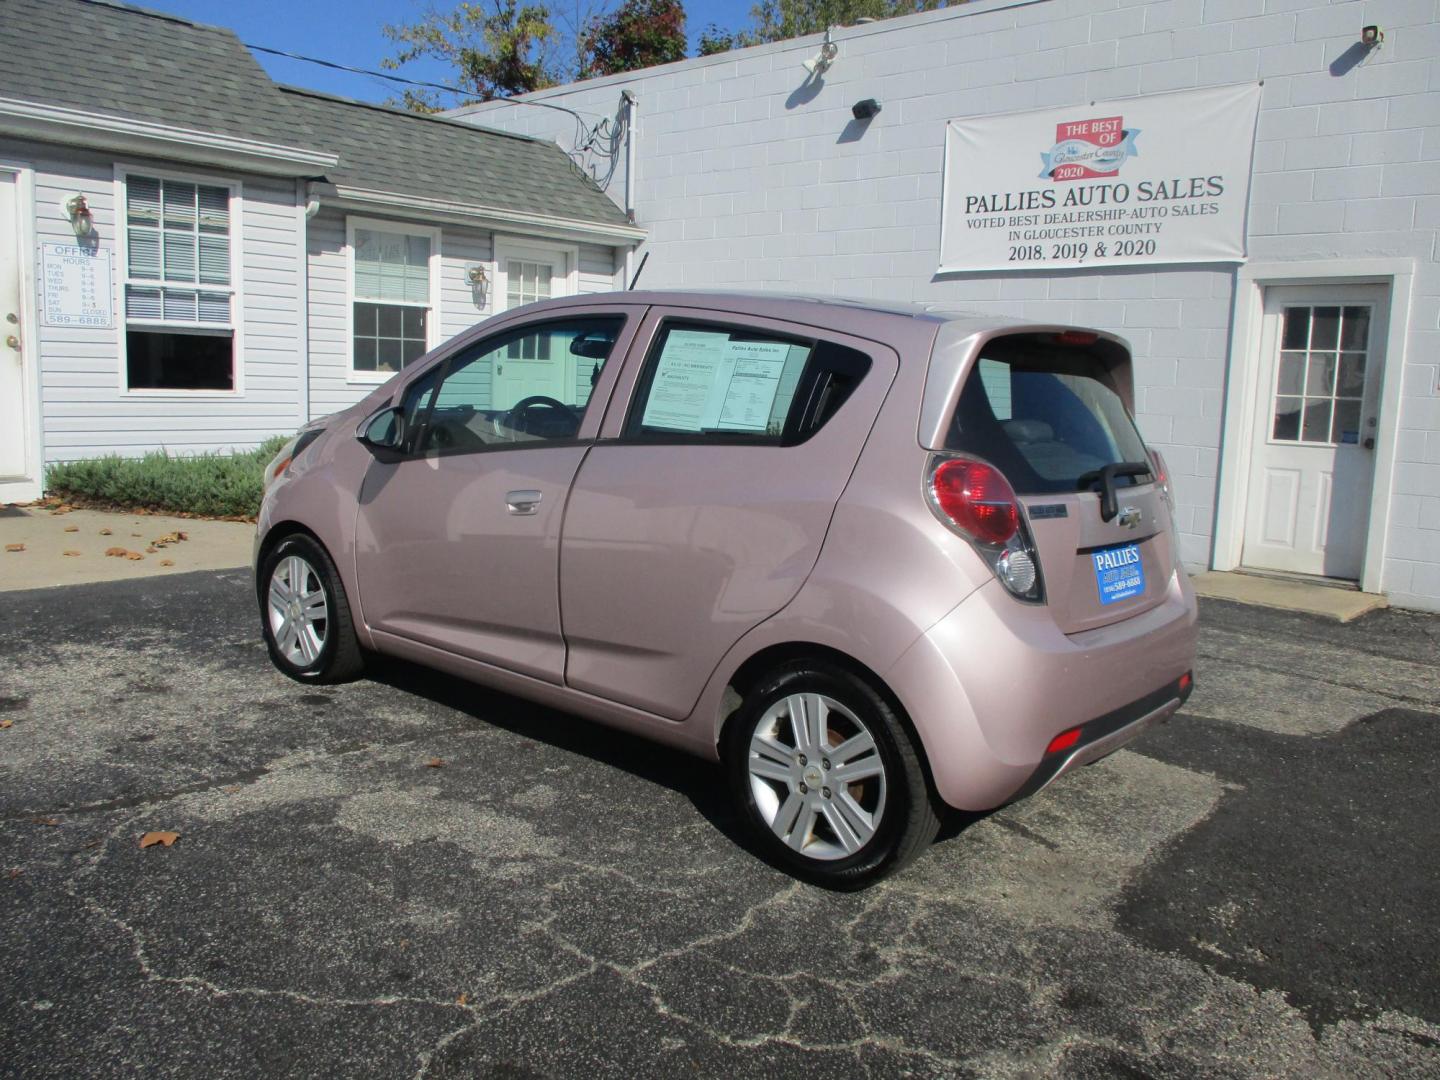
[[7, 868, 22, 879], [456, 992, 469, 1006], [32, 817, 59, 827], [125, 551, 143, 561], [4, 543, 23, 553], [99, 528, 112, 536], [176, 531, 188, 541], [0, 719, 13, 729], [63, 550, 81, 557], [222, 785, 242, 794], [425, 757, 446, 768], [159, 559, 175, 567], [139, 831, 180, 849], [105, 547, 128, 557], [145, 546, 158, 553], [63, 525, 79, 533], [131, 532, 142, 538]]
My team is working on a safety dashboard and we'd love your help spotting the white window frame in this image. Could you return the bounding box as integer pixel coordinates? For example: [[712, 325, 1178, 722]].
[[345, 215, 442, 385], [113, 164, 244, 397], [494, 235, 579, 314]]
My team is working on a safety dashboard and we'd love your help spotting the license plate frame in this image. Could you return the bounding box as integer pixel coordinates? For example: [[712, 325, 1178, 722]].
[[1093, 542, 1145, 606]]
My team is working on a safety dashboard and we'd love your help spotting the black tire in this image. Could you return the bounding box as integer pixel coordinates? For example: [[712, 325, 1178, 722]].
[[257, 532, 364, 684], [725, 661, 941, 889]]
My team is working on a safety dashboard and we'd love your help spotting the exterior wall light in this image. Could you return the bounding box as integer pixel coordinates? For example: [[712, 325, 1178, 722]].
[[63, 193, 93, 237], [852, 98, 882, 121], [465, 263, 489, 287], [1361, 25, 1384, 47], [802, 28, 838, 76]]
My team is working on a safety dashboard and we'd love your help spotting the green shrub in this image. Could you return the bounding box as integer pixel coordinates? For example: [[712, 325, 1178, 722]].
[[45, 435, 291, 519]]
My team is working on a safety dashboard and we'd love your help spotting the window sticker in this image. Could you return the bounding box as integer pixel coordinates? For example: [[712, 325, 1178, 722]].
[[641, 330, 799, 434]]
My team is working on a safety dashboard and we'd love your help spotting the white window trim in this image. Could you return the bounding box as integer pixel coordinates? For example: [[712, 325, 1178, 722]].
[[345, 215, 442, 385], [1211, 257, 1416, 597], [494, 235, 579, 315], [113, 164, 245, 397]]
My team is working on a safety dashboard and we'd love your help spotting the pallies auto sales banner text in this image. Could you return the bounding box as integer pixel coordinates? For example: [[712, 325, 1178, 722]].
[[939, 84, 1262, 274]]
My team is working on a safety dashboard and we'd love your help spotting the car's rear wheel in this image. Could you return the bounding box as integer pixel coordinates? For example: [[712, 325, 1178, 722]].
[[259, 533, 363, 684], [726, 661, 940, 889]]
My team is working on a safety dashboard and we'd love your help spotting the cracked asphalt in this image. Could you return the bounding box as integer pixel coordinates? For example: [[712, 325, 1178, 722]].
[[2, 569, 1438, 1078]]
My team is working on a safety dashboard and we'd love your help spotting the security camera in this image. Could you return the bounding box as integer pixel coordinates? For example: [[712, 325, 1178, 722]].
[[802, 29, 838, 76]]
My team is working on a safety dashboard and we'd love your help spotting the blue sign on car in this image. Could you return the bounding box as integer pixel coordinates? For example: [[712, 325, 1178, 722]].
[[1094, 543, 1145, 605]]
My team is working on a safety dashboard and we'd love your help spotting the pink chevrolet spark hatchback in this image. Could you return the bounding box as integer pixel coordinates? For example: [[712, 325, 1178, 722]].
[[256, 292, 1197, 887]]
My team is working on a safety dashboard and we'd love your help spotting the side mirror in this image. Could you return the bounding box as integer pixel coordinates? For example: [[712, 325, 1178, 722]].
[[357, 405, 408, 460]]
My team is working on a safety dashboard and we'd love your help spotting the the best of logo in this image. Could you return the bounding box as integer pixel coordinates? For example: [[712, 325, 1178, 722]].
[[1039, 116, 1140, 182]]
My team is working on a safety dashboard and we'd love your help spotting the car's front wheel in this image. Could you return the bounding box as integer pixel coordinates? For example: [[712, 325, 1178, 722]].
[[258, 533, 363, 684], [726, 661, 940, 889]]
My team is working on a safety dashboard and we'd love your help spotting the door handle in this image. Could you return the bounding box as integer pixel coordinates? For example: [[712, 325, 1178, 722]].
[[506, 489, 542, 515]]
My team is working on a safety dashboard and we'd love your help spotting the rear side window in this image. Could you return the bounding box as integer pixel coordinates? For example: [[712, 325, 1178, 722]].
[[625, 321, 870, 444], [947, 343, 1151, 495]]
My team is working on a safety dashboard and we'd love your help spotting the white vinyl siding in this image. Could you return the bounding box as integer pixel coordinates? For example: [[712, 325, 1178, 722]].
[[308, 210, 494, 413], [10, 139, 305, 458]]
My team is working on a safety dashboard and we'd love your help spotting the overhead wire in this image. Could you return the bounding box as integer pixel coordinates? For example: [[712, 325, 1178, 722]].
[[244, 41, 630, 192]]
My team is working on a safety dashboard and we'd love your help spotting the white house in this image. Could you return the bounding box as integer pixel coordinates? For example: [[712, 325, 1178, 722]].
[[456, 0, 1440, 613], [0, 0, 644, 503]]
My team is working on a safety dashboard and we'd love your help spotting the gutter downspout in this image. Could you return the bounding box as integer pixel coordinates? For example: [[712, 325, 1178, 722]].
[[622, 90, 638, 290]]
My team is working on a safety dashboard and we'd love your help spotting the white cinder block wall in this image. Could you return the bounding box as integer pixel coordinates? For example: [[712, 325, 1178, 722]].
[[457, 0, 1440, 612]]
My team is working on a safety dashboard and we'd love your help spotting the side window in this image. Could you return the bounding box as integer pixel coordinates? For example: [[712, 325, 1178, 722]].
[[625, 322, 869, 444], [401, 316, 623, 454]]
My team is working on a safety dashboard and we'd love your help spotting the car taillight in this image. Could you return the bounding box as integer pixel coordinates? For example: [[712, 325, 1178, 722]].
[[931, 459, 1018, 545], [926, 455, 1044, 603], [1148, 448, 1173, 508]]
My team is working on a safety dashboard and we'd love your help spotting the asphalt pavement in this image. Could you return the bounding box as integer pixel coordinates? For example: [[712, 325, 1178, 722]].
[[1, 570, 1437, 1078]]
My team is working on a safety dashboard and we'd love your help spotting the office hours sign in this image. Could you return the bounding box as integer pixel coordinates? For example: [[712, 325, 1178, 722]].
[[939, 84, 1262, 273]]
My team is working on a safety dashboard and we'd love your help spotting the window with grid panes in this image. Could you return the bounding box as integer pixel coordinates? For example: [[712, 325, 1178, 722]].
[[506, 260, 553, 361], [352, 226, 433, 374], [124, 175, 235, 390], [1271, 306, 1372, 445]]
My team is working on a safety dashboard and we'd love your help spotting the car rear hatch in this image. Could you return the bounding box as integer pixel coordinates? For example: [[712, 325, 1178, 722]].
[[929, 328, 1177, 635]]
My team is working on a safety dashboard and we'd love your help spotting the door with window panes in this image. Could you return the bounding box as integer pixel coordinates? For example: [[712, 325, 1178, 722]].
[[492, 252, 571, 406], [1242, 285, 1387, 579]]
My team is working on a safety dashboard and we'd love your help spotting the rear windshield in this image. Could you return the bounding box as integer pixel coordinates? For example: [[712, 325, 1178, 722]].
[[945, 346, 1151, 495]]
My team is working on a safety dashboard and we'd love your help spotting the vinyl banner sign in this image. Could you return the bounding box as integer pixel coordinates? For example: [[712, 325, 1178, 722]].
[[939, 84, 1262, 273]]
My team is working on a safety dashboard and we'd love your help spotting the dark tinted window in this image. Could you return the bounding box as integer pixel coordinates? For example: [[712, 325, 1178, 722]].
[[946, 346, 1150, 495]]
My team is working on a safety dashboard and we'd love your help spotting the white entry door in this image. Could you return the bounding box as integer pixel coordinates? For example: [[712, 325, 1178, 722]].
[[1, 170, 32, 485], [492, 242, 576, 409], [1242, 285, 1387, 579]]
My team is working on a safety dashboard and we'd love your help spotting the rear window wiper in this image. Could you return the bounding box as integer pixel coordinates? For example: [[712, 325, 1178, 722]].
[[1077, 462, 1152, 522]]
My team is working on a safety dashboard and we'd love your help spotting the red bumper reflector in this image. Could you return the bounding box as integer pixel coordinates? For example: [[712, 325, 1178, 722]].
[[1179, 672, 1193, 692], [1046, 727, 1083, 755]]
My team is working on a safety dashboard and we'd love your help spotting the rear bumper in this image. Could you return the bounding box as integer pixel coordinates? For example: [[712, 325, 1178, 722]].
[[885, 568, 1198, 811], [1006, 673, 1192, 803]]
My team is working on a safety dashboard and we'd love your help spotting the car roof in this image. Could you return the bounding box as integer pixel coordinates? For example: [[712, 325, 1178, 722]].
[[517, 289, 1062, 343]]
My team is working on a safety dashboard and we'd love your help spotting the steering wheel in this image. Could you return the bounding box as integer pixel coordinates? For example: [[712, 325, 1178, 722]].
[[503, 395, 580, 437]]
